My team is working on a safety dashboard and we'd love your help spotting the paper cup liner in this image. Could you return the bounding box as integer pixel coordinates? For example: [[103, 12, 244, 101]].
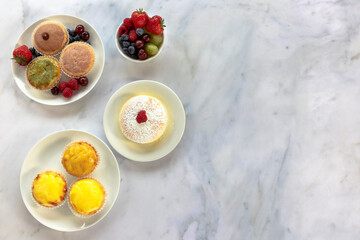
[[25, 56, 62, 91], [32, 21, 69, 57], [59, 42, 95, 78], [61, 140, 100, 177], [67, 177, 106, 218], [31, 170, 68, 209]]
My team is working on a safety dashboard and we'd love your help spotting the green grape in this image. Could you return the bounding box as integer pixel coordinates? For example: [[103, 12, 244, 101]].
[[150, 34, 163, 46], [145, 43, 159, 56]]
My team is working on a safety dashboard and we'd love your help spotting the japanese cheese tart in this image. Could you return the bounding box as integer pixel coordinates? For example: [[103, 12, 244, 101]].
[[32, 22, 68, 56], [69, 178, 105, 216], [31, 170, 67, 208], [119, 95, 167, 144], [62, 142, 98, 177]]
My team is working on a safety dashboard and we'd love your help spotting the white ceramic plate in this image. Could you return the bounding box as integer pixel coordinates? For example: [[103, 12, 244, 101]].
[[103, 80, 186, 162], [11, 15, 105, 105], [20, 130, 120, 232]]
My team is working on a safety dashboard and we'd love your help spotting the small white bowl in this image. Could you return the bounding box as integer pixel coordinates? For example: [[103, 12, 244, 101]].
[[114, 24, 165, 63]]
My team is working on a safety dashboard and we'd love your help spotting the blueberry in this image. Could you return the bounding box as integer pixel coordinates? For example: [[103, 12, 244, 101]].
[[29, 47, 35, 55], [67, 28, 76, 37], [131, 42, 135, 47], [74, 34, 81, 41], [69, 36, 75, 43], [120, 34, 129, 41], [128, 46, 135, 55], [136, 28, 144, 36], [35, 50, 42, 57], [130, 54, 138, 59], [122, 48, 128, 54], [122, 41, 130, 48]]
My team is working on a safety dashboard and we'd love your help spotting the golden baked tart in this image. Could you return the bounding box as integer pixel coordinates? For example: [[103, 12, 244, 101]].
[[119, 95, 167, 144], [32, 170, 67, 208], [60, 42, 95, 77], [62, 142, 98, 177], [33, 22, 68, 55], [69, 178, 105, 216], [26, 56, 61, 90]]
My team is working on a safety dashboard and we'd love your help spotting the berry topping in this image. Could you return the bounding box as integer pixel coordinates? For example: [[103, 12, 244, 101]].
[[81, 31, 90, 41], [51, 87, 59, 95], [146, 15, 165, 35], [12, 45, 32, 66], [58, 82, 67, 93], [129, 29, 137, 42], [75, 25, 85, 34], [67, 78, 79, 91], [42, 32, 49, 40], [62, 87, 73, 98], [128, 46, 136, 55], [135, 39, 144, 49], [78, 76, 88, 86], [142, 34, 151, 43], [122, 41, 130, 48], [136, 28, 144, 37], [123, 18, 133, 29], [138, 49, 148, 60], [118, 24, 128, 36], [131, 8, 149, 29], [136, 110, 147, 123]]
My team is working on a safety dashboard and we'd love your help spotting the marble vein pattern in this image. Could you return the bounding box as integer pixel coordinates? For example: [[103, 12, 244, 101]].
[[1, 0, 360, 239]]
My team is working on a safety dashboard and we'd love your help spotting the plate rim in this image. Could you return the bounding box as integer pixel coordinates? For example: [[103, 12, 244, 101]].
[[11, 14, 106, 106], [19, 129, 120, 232], [103, 80, 186, 162]]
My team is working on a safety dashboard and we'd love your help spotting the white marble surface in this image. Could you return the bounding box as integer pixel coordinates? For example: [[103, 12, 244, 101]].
[[1, 0, 360, 239]]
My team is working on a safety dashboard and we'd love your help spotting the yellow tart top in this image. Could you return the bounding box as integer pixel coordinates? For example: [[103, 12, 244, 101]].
[[62, 142, 98, 177], [32, 171, 67, 207], [69, 178, 105, 215]]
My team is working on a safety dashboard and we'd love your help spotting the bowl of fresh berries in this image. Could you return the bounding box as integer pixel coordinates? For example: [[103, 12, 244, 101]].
[[115, 9, 165, 62]]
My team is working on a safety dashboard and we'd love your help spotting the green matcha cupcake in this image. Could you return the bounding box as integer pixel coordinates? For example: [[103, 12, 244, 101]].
[[26, 56, 61, 90]]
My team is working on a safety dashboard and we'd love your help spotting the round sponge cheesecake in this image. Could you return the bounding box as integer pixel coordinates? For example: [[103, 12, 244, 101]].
[[33, 22, 68, 55], [69, 178, 105, 216], [60, 42, 95, 77], [32, 170, 67, 207], [119, 95, 167, 144], [26, 56, 61, 90], [62, 142, 98, 177]]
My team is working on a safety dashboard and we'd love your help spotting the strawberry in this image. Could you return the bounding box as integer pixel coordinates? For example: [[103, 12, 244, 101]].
[[118, 24, 128, 36], [12, 45, 32, 66], [129, 29, 137, 42], [145, 15, 165, 35], [123, 18, 133, 29], [131, 8, 149, 29]]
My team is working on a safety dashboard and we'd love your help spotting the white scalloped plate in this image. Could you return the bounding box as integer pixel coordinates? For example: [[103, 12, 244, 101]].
[[103, 80, 186, 162], [20, 130, 120, 231], [11, 15, 105, 105]]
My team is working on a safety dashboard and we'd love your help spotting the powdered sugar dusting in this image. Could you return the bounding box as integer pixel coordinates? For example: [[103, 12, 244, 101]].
[[119, 95, 167, 144]]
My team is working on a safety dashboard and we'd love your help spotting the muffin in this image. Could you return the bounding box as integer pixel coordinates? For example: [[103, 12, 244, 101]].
[[33, 22, 68, 55], [62, 142, 98, 177], [60, 42, 95, 77], [69, 178, 105, 216], [119, 95, 167, 144], [26, 56, 61, 90], [32, 170, 67, 208]]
